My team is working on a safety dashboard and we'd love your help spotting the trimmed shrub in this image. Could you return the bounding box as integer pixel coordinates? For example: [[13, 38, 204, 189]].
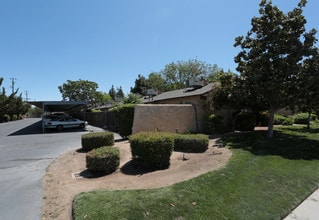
[[129, 132, 174, 170], [86, 146, 120, 175], [3, 114, 10, 122], [12, 115, 18, 121], [110, 104, 135, 138], [174, 134, 209, 153], [235, 111, 256, 131], [207, 114, 225, 134], [293, 113, 317, 124], [81, 132, 114, 152]]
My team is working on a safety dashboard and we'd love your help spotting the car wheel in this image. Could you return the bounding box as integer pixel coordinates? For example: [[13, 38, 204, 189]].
[[79, 123, 85, 129], [56, 125, 63, 131]]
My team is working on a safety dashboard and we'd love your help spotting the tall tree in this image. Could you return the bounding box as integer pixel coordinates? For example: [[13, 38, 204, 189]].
[[58, 79, 101, 107], [146, 72, 167, 93], [130, 74, 147, 95], [131, 59, 224, 95], [99, 92, 112, 105], [160, 59, 217, 90], [116, 86, 125, 100], [109, 85, 116, 100], [234, 0, 317, 138], [0, 77, 28, 121], [123, 93, 142, 104]]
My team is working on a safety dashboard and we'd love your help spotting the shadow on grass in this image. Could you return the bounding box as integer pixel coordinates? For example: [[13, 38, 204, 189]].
[[222, 128, 319, 160]]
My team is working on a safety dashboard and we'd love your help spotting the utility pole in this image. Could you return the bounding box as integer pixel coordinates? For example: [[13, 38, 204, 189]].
[[25, 90, 29, 102], [10, 78, 17, 94]]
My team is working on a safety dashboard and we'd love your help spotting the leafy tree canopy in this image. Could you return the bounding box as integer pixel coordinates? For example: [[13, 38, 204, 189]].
[[58, 79, 103, 107], [130, 74, 147, 95], [234, 0, 317, 137], [0, 77, 30, 122], [131, 59, 226, 95]]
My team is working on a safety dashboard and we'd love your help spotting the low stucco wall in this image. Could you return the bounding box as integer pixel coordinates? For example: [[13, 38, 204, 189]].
[[132, 104, 197, 134]]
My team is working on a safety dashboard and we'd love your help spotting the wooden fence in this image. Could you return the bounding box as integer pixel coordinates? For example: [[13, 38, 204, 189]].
[[76, 111, 116, 131]]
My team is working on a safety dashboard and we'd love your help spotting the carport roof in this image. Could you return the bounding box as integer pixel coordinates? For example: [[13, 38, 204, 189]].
[[29, 101, 88, 112]]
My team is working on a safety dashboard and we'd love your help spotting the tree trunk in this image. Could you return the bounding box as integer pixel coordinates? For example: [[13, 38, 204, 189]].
[[267, 107, 275, 138], [307, 110, 312, 129]]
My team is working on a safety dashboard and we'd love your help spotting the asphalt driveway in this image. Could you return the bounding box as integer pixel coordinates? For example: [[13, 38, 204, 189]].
[[0, 118, 111, 220]]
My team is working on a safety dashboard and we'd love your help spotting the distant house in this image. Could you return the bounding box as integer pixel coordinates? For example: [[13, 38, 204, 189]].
[[141, 82, 215, 132]]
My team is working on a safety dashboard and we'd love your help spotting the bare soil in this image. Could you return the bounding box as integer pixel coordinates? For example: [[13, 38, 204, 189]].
[[42, 138, 232, 220]]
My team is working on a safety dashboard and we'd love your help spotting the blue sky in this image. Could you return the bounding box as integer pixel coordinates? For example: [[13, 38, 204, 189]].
[[0, 0, 318, 101]]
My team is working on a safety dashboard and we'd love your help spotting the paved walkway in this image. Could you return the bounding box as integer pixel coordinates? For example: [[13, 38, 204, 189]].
[[284, 188, 319, 220], [0, 118, 122, 220]]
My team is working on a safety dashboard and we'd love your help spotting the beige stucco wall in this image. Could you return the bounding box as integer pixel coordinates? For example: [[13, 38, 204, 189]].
[[132, 104, 198, 134], [147, 95, 208, 132]]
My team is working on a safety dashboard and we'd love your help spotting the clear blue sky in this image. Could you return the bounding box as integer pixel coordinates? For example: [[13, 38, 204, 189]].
[[0, 0, 318, 101]]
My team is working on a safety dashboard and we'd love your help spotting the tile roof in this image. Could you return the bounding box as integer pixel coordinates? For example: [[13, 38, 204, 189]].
[[142, 83, 215, 103]]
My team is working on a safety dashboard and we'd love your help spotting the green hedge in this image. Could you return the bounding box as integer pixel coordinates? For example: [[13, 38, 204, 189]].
[[129, 132, 174, 170], [110, 104, 135, 138], [81, 132, 114, 152], [293, 113, 317, 124], [86, 146, 120, 175], [235, 111, 256, 131], [207, 114, 225, 134], [174, 134, 209, 153], [274, 114, 294, 125]]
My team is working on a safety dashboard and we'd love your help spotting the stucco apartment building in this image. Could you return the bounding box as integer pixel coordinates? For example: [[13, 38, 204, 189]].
[[140, 83, 215, 133]]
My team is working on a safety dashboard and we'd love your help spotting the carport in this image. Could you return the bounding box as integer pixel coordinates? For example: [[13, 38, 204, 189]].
[[28, 101, 88, 132], [29, 101, 88, 113]]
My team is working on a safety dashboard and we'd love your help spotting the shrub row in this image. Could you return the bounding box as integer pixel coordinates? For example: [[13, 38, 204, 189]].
[[129, 132, 174, 170], [207, 111, 318, 134], [86, 146, 120, 175], [260, 112, 317, 126], [206, 112, 256, 134], [174, 134, 209, 153], [129, 132, 209, 170], [273, 114, 294, 125], [293, 113, 317, 124], [81, 132, 114, 151]]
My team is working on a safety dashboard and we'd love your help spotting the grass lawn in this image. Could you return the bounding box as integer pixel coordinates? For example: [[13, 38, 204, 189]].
[[73, 125, 319, 220]]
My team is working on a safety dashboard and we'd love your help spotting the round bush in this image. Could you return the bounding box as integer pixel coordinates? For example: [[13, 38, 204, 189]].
[[12, 115, 18, 121], [235, 111, 256, 131], [3, 114, 10, 122], [81, 132, 114, 152], [86, 146, 120, 175], [129, 132, 174, 170]]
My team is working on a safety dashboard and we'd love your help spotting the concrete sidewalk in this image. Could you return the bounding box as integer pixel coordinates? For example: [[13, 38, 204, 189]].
[[284, 188, 319, 220]]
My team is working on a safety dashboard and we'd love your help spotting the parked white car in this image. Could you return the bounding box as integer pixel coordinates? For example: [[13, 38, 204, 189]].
[[44, 116, 88, 131], [42, 113, 69, 124]]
